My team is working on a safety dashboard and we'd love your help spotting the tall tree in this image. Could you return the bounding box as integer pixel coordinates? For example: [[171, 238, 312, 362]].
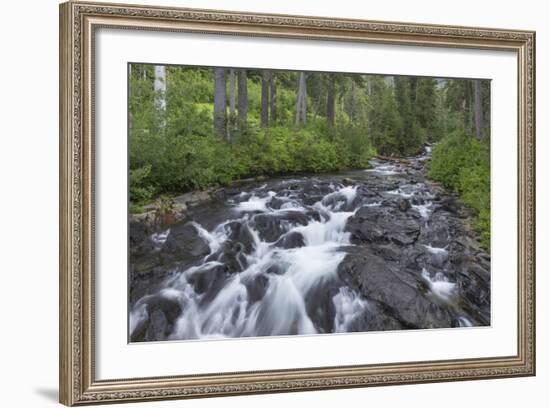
[[414, 78, 438, 141], [473, 79, 483, 140], [229, 69, 236, 117], [344, 80, 357, 122], [394, 76, 420, 154], [237, 69, 248, 125], [261, 70, 272, 128], [154, 65, 166, 112], [326, 73, 336, 125], [270, 73, 277, 125], [367, 75, 373, 96], [295, 72, 307, 125], [213, 67, 227, 139], [367, 76, 401, 155], [445, 79, 477, 135]]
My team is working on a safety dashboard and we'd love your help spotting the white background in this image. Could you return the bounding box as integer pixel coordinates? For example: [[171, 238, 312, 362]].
[[0, 0, 547, 407], [96, 29, 518, 379]]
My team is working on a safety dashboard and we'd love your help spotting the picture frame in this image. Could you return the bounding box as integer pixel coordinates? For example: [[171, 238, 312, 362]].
[[59, 1, 536, 405]]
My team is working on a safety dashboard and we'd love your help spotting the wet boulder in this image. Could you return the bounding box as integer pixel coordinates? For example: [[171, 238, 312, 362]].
[[130, 291, 182, 342], [397, 198, 411, 212], [129, 221, 156, 258], [225, 221, 255, 253], [253, 212, 309, 242], [217, 241, 248, 273], [243, 274, 270, 303], [342, 177, 355, 186], [346, 206, 420, 246], [161, 222, 210, 263], [338, 248, 454, 329], [274, 231, 306, 249], [346, 300, 404, 332], [187, 264, 227, 295]]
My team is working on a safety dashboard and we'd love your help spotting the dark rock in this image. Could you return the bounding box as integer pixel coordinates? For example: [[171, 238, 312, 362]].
[[145, 309, 169, 341], [349, 219, 387, 243], [347, 300, 404, 332], [253, 212, 309, 242], [268, 197, 285, 210], [435, 197, 460, 213], [397, 198, 411, 212], [225, 221, 255, 253], [129, 221, 155, 258], [162, 222, 210, 261], [342, 177, 355, 186], [338, 248, 454, 329], [265, 264, 285, 275], [275, 231, 305, 249], [131, 292, 182, 342], [346, 206, 420, 246], [304, 282, 340, 333], [243, 274, 269, 303], [217, 241, 248, 273], [372, 244, 403, 262], [223, 187, 242, 196], [188, 264, 226, 295]]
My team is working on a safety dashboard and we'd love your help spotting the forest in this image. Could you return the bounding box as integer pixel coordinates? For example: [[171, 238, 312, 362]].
[[128, 64, 491, 247]]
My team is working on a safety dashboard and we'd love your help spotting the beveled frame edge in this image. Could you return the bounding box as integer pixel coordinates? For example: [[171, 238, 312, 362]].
[[59, 1, 536, 405]]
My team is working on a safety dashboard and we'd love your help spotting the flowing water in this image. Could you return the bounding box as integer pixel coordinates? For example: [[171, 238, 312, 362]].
[[129, 147, 491, 342]]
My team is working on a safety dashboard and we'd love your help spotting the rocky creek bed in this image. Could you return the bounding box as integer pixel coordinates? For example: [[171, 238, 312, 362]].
[[129, 148, 490, 342]]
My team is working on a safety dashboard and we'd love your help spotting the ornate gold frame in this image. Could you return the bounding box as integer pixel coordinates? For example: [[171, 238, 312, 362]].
[[59, 1, 536, 405]]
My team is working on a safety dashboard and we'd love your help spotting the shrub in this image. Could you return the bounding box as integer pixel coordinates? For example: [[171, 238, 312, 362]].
[[429, 132, 490, 249]]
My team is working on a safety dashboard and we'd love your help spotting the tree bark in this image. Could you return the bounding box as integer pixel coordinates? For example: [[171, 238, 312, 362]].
[[326, 73, 335, 125], [295, 72, 307, 125], [154, 65, 166, 112], [270, 74, 277, 125], [237, 69, 248, 125], [261, 70, 271, 128], [229, 69, 236, 117], [367, 75, 373, 96], [345, 81, 356, 122], [473, 79, 484, 139], [213, 67, 227, 139]]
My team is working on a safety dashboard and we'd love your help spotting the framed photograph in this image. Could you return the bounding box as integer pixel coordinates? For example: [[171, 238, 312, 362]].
[[59, 1, 536, 405]]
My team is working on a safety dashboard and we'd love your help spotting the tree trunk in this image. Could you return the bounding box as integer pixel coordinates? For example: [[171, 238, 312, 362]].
[[213, 68, 227, 139], [367, 75, 373, 96], [270, 74, 277, 125], [261, 70, 271, 128], [326, 73, 335, 125], [473, 79, 484, 140], [295, 72, 307, 125], [237, 69, 248, 125], [154, 65, 166, 111], [466, 82, 474, 135], [229, 69, 236, 117], [345, 81, 356, 122]]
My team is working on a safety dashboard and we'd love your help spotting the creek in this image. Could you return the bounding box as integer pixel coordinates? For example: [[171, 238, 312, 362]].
[[129, 147, 491, 341]]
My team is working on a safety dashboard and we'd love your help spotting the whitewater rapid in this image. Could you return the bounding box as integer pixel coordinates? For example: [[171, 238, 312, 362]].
[[129, 146, 486, 341]]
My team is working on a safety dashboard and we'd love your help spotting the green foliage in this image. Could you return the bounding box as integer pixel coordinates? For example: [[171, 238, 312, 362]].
[[367, 76, 402, 155], [429, 132, 491, 249], [128, 64, 490, 256], [367, 76, 437, 156], [129, 164, 155, 203]]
